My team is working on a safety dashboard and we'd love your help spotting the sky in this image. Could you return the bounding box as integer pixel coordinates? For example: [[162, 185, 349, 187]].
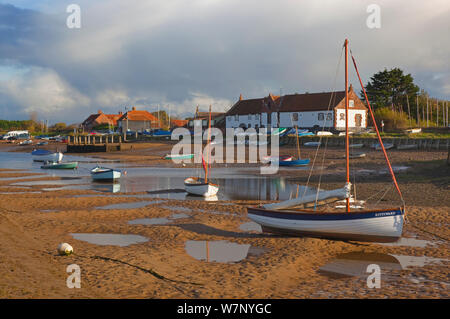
[[0, 0, 449, 124]]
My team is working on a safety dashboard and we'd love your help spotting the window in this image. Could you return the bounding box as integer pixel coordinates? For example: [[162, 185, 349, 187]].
[[340, 113, 345, 120], [235, 115, 238, 121], [326, 113, 332, 121], [292, 113, 299, 121], [318, 113, 324, 121], [255, 114, 259, 120], [248, 114, 252, 120], [349, 100, 354, 107]]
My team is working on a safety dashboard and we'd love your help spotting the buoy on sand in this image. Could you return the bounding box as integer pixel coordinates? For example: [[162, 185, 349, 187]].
[[57, 243, 73, 256]]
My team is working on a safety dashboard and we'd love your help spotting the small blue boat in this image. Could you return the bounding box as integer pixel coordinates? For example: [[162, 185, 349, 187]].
[[278, 159, 310, 166]]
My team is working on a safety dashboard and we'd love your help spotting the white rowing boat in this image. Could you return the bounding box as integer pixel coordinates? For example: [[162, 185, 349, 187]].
[[91, 166, 121, 181], [184, 177, 219, 197]]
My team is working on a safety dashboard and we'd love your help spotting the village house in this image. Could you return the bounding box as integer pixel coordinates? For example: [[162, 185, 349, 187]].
[[225, 85, 368, 132], [81, 110, 122, 131], [186, 109, 226, 130], [117, 107, 160, 132]]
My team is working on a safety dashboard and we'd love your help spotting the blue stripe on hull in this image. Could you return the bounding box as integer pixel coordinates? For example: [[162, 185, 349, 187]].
[[247, 207, 404, 221]]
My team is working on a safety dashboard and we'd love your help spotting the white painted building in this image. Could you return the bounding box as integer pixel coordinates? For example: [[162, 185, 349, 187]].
[[225, 86, 368, 131]]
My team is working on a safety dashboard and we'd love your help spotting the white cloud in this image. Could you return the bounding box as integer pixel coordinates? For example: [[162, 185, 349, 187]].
[[0, 66, 90, 116]]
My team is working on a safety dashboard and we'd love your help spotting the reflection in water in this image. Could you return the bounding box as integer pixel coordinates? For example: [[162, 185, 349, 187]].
[[319, 252, 402, 279], [0, 151, 318, 201], [319, 252, 449, 279], [128, 217, 171, 225], [71, 233, 148, 247], [185, 240, 265, 263], [380, 237, 438, 248], [95, 200, 163, 210], [239, 222, 262, 233]]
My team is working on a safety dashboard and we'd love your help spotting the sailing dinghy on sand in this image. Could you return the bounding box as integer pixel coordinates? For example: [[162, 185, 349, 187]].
[[184, 106, 219, 197], [247, 39, 406, 243]]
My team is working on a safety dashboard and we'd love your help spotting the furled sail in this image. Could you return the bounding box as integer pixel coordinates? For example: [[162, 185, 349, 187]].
[[262, 183, 351, 210]]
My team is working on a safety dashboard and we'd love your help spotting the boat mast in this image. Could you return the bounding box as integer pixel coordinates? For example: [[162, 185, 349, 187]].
[[345, 39, 350, 213], [205, 105, 212, 184], [295, 125, 301, 159]]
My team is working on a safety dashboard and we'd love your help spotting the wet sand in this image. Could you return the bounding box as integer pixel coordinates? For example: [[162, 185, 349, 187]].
[[0, 141, 448, 298]]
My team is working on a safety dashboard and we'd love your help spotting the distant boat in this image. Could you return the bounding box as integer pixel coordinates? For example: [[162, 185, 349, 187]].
[[19, 140, 33, 145], [164, 153, 194, 160], [280, 126, 310, 167], [31, 149, 63, 162], [279, 159, 310, 166], [91, 166, 121, 181], [405, 128, 422, 134], [396, 144, 418, 150], [373, 143, 394, 150], [349, 153, 366, 159], [41, 161, 78, 169], [304, 142, 321, 147], [316, 131, 333, 136], [37, 141, 48, 146], [152, 129, 172, 137], [262, 155, 293, 163]]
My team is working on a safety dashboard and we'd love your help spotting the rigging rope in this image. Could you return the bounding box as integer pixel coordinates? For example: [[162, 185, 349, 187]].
[[349, 49, 405, 207], [307, 46, 344, 206]]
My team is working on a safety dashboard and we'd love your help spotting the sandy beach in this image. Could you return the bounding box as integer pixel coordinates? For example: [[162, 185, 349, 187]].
[[0, 141, 448, 298]]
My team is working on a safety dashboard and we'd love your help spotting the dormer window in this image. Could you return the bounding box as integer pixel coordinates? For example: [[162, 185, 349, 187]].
[[349, 100, 354, 107]]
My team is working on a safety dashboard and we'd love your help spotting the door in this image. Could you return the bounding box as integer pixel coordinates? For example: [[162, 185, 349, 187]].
[[355, 114, 362, 127]]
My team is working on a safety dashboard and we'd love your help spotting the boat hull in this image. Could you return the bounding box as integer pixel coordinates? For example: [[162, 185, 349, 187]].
[[184, 177, 219, 197], [247, 207, 404, 242], [41, 162, 78, 169], [91, 167, 121, 181], [278, 159, 310, 166]]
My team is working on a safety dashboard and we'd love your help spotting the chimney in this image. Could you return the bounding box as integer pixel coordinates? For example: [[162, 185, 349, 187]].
[[239, 94, 243, 101], [131, 106, 136, 111], [98, 110, 102, 114], [119, 111, 123, 115]]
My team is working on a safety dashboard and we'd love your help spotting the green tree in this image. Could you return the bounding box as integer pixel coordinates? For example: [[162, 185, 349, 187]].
[[363, 68, 419, 113]]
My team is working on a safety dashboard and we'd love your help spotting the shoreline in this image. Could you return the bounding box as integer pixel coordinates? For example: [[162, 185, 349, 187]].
[[0, 141, 448, 298]]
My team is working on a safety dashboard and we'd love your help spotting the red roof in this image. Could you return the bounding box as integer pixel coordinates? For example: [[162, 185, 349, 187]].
[[171, 119, 188, 127], [118, 110, 159, 122]]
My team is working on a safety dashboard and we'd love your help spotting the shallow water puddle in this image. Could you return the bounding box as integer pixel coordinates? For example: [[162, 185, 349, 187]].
[[185, 240, 266, 263], [129, 217, 171, 225], [128, 212, 190, 226], [319, 252, 448, 279], [160, 205, 192, 212], [239, 222, 262, 233], [380, 237, 438, 248], [71, 233, 148, 247], [95, 200, 164, 210]]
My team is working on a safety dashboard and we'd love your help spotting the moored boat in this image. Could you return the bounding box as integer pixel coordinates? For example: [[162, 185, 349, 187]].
[[184, 177, 219, 197], [184, 105, 219, 197], [164, 153, 194, 160], [91, 166, 121, 181], [31, 149, 63, 162], [246, 39, 406, 243], [278, 159, 310, 166], [41, 161, 78, 169]]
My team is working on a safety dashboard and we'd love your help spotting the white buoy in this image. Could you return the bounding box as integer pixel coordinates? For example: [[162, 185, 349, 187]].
[[57, 243, 73, 256]]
